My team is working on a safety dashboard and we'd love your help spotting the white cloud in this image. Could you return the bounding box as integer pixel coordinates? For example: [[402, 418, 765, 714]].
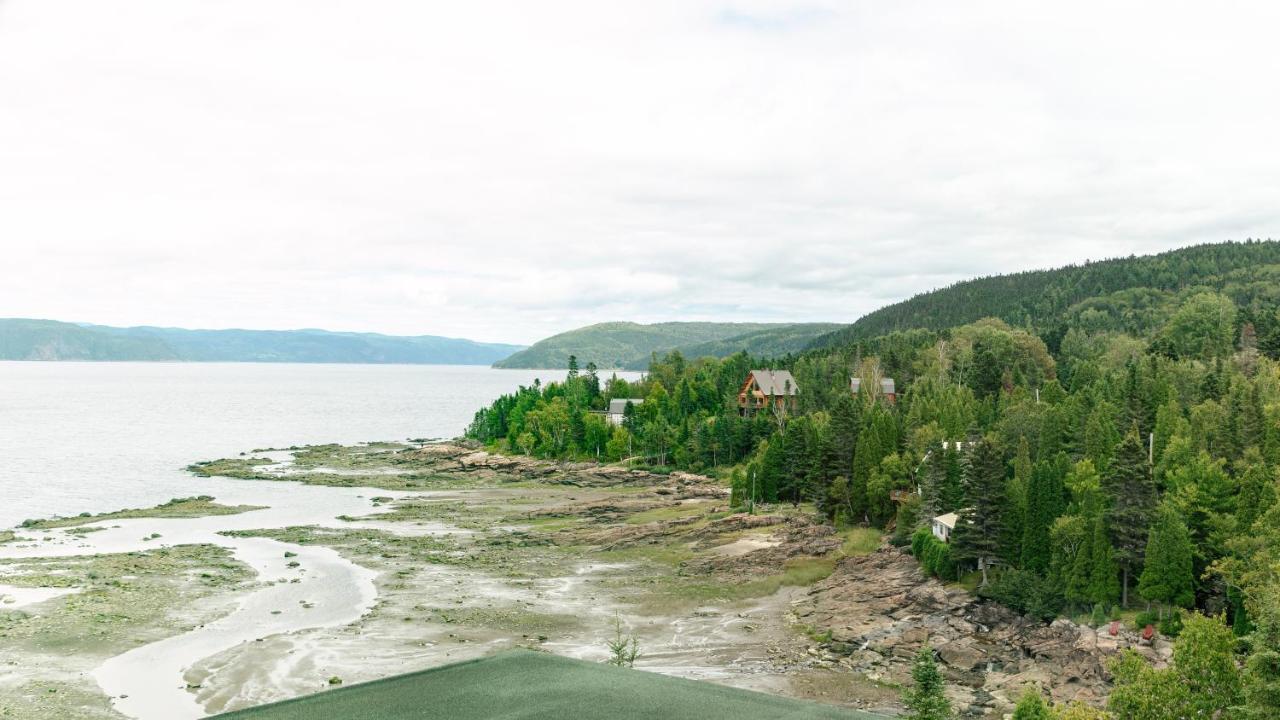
[[0, 1, 1277, 343]]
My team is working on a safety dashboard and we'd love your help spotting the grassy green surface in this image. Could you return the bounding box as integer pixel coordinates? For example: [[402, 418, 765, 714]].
[[211, 650, 882, 720], [18, 496, 265, 530]]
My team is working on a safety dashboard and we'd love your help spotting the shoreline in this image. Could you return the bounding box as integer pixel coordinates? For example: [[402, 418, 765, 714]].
[[3, 441, 891, 720], [1, 440, 1134, 719]]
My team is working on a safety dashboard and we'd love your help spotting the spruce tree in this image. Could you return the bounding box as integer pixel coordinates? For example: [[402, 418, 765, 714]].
[[951, 438, 1005, 586], [1021, 459, 1062, 574], [1138, 503, 1196, 614], [902, 647, 952, 720], [1003, 437, 1032, 566], [918, 444, 947, 528], [1086, 514, 1120, 606], [1104, 427, 1157, 606]]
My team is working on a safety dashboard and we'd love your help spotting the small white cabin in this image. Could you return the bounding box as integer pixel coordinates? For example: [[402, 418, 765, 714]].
[[931, 512, 958, 543]]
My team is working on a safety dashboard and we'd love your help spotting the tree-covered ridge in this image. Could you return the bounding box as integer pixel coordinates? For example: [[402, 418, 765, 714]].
[[491, 321, 839, 370], [0, 319, 524, 364], [468, 262, 1280, 717], [810, 239, 1280, 350]]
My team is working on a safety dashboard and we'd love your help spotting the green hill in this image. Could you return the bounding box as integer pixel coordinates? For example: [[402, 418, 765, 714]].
[[809, 239, 1280, 351], [493, 321, 839, 370], [667, 323, 843, 368], [0, 319, 524, 365]]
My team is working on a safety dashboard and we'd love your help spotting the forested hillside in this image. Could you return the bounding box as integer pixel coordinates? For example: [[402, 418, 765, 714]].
[[468, 240, 1280, 718], [811, 239, 1280, 350], [493, 321, 836, 369], [0, 319, 523, 364]]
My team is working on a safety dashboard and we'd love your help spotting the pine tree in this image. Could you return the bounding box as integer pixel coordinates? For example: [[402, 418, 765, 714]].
[[1003, 437, 1032, 566], [902, 648, 952, 720], [1022, 459, 1063, 574], [1086, 514, 1120, 606], [918, 444, 947, 528], [1138, 503, 1196, 614], [951, 438, 1005, 586], [1104, 428, 1157, 606]]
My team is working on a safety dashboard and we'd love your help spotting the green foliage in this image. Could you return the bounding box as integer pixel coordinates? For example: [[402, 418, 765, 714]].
[[494, 321, 836, 370], [1104, 428, 1158, 605], [811, 240, 1280, 348], [951, 438, 1006, 585], [1108, 613, 1241, 720], [902, 648, 952, 720], [1153, 291, 1238, 360], [1011, 691, 1052, 720], [1138, 503, 1196, 611], [978, 567, 1062, 621], [911, 527, 957, 581]]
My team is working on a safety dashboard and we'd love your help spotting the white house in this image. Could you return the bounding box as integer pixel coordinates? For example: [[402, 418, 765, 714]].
[[931, 512, 959, 542], [606, 398, 643, 426]]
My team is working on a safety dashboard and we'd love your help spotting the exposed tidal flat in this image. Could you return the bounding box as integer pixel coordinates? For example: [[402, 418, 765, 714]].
[[0, 441, 889, 720]]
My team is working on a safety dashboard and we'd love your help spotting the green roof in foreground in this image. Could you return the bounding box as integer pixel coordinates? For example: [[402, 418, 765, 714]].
[[210, 649, 884, 720]]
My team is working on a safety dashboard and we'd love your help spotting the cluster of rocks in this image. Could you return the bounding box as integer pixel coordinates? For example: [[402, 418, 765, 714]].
[[406, 443, 725, 496], [794, 547, 1171, 716]]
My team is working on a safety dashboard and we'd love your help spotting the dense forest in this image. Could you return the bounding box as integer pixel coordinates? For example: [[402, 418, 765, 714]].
[[467, 241, 1280, 718]]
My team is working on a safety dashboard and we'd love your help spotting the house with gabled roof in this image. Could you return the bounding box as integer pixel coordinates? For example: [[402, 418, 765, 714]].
[[851, 376, 897, 404], [737, 369, 799, 416]]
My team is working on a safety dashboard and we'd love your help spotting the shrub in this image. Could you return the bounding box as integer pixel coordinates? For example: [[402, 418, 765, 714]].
[[1135, 610, 1160, 631], [1090, 603, 1107, 627], [1160, 610, 1184, 637], [979, 568, 1062, 621]]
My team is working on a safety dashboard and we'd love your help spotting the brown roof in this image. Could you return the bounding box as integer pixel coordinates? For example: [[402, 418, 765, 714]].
[[749, 369, 799, 396]]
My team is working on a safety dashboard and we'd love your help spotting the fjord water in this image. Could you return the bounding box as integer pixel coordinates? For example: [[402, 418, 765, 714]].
[[0, 362, 609, 529]]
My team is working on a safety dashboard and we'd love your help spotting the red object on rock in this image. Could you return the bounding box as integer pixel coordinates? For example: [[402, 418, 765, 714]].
[[1109, 621, 1120, 636], [1142, 624, 1155, 641]]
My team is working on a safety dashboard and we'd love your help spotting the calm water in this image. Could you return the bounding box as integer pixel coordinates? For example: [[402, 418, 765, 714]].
[[0, 362, 635, 529]]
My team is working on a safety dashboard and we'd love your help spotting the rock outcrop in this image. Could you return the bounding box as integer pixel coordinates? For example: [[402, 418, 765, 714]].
[[795, 546, 1164, 716]]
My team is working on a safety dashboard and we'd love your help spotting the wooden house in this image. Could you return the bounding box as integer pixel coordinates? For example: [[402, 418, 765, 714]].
[[737, 369, 799, 415], [605, 398, 642, 426], [851, 377, 896, 404]]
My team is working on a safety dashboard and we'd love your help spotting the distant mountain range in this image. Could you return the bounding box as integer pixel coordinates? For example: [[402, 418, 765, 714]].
[[492, 321, 842, 370], [0, 319, 525, 365]]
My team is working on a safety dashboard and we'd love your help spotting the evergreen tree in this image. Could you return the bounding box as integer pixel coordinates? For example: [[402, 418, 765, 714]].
[[1086, 514, 1120, 607], [1104, 428, 1157, 606], [951, 438, 1005, 586], [1138, 503, 1196, 614], [1022, 459, 1063, 574], [902, 648, 952, 720], [1003, 437, 1032, 566], [918, 444, 947, 527]]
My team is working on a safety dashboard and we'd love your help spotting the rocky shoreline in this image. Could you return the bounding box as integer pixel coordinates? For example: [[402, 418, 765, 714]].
[[3, 442, 1159, 719], [796, 548, 1164, 716]]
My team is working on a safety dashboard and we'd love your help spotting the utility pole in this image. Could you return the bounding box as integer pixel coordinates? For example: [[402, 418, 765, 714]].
[[750, 470, 757, 515]]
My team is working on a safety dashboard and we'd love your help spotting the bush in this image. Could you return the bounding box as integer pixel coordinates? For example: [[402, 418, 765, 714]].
[[1159, 610, 1184, 637], [978, 568, 1062, 621], [1134, 610, 1160, 631], [1090, 603, 1107, 627], [911, 526, 932, 558], [911, 527, 957, 581]]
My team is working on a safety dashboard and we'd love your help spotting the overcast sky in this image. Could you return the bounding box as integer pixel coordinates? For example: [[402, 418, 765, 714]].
[[2, 2, 1278, 344]]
